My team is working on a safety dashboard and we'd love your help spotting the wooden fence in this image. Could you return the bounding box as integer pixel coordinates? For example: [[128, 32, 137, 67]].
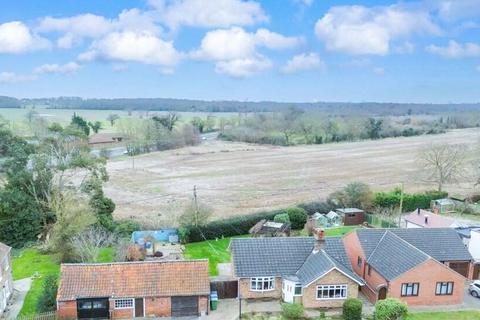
[[16, 311, 58, 320], [210, 280, 238, 299]]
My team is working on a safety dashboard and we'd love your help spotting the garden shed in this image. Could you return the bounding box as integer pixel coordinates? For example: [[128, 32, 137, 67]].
[[249, 220, 291, 237], [431, 198, 455, 214]]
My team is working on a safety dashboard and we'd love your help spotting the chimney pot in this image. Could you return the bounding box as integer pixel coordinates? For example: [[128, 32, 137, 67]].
[[313, 228, 325, 241], [417, 208, 420, 215], [425, 215, 429, 224]]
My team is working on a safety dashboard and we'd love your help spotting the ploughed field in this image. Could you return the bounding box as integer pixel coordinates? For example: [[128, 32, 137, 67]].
[[105, 128, 480, 224]]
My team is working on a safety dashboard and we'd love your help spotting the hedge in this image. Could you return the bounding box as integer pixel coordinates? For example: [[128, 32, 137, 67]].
[[343, 298, 362, 320], [180, 209, 282, 243], [373, 190, 448, 212]]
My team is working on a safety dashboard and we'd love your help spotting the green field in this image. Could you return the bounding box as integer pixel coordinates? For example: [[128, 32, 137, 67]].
[[0, 107, 237, 136], [12, 247, 114, 315]]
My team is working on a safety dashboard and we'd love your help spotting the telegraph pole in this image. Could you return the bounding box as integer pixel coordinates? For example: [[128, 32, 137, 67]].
[[398, 183, 404, 227], [193, 185, 199, 227]]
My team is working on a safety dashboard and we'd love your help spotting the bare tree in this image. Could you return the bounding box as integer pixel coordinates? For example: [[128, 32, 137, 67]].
[[70, 226, 116, 262], [418, 144, 468, 192]]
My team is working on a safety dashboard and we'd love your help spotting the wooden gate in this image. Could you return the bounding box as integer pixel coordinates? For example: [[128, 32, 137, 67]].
[[210, 280, 238, 299]]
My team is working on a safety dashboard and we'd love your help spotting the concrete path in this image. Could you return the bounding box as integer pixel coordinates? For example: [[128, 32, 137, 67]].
[[2, 278, 32, 320]]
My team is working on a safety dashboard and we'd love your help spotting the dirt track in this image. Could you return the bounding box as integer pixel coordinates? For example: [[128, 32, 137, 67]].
[[105, 128, 480, 224]]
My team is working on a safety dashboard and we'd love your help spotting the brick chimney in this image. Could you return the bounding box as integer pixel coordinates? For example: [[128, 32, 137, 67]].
[[313, 228, 325, 253]]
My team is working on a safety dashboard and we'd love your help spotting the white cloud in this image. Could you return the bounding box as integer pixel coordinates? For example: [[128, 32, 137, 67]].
[[37, 10, 161, 49], [314, 5, 439, 55], [34, 62, 81, 74], [215, 57, 272, 77], [426, 40, 480, 58], [79, 31, 180, 66], [191, 27, 301, 77], [0, 72, 37, 83], [37, 14, 113, 48], [281, 52, 324, 74], [435, 0, 480, 21], [255, 28, 303, 49], [150, 0, 268, 30], [0, 21, 50, 54]]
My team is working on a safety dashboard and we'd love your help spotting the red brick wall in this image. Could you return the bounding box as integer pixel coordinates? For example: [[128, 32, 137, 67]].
[[145, 297, 171, 317], [57, 300, 76, 319], [343, 231, 366, 278], [390, 259, 466, 306], [361, 264, 388, 304], [111, 307, 133, 318]]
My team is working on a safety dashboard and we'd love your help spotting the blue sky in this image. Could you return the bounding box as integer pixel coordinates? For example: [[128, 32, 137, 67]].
[[0, 0, 479, 103]]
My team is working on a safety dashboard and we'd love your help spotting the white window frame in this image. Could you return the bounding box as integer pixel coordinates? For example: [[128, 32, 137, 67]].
[[250, 277, 275, 292], [316, 284, 348, 300], [114, 298, 134, 309], [401, 283, 419, 297]]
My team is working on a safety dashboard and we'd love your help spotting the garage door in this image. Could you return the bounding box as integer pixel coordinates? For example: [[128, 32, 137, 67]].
[[171, 296, 198, 317], [77, 298, 109, 319]]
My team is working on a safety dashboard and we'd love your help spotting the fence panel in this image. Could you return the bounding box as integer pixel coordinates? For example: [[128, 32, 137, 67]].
[[210, 280, 238, 299], [16, 311, 58, 320]]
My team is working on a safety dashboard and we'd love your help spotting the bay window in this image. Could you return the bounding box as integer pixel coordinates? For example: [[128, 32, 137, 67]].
[[250, 277, 275, 292], [316, 284, 348, 300]]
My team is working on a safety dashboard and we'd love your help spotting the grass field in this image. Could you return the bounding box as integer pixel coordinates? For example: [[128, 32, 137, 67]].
[[12, 247, 114, 315], [104, 128, 480, 223], [184, 227, 358, 276], [0, 107, 236, 136]]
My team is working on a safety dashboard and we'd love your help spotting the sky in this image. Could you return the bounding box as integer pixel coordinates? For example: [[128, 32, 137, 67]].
[[0, 0, 479, 103]]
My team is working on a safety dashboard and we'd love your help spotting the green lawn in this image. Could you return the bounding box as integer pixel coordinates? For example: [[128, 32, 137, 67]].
[[12, 247, 115, 315], [407, 310, 480, 320], [12, 249, 60, 316], [324, 226, 359, 236], [184, 235, 250, 276]]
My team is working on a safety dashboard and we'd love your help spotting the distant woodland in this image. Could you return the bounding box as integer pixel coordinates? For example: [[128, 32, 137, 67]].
[[3, 95, 480, 116]]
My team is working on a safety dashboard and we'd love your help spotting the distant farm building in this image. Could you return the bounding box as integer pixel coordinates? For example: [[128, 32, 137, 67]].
[[88, 133, 124, 145]]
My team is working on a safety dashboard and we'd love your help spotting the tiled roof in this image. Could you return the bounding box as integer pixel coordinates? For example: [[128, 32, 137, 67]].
[[231, 237, 363, 285], [231, 237, 314, 277], [296, 250, 363, 286], [57, 260, 210, 302], [356, 228, 472, 262], [367, 231, 428, 281], [404, 209, 457, 228]]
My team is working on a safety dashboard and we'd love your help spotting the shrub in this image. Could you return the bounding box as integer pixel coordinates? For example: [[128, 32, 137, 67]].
[[274, 213, 290, 223], [374, 298, 408, 320], [125, 244, 145, 261], [37, 274, 58, 312], [281, 303, 304, 320], [286, 207, 308, 229], [114, 220, 140, 237], [343, 298, 362, 320], [297, 201, 334, 215]]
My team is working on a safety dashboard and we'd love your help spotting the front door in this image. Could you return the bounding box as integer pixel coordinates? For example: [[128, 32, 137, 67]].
[[135, 298, 144, 317], [378, 287, 387, 301]]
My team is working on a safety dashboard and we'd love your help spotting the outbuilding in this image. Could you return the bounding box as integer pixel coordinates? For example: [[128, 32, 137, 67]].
[[57, 260, 210, 319], [336, 208, 365, 226]]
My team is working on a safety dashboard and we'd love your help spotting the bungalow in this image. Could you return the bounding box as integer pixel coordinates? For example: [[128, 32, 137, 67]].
[[343, 228, 473, 305], [231, 229, 364, 308], [404, 209, 460, 229], [0, 242, 13, 317], [57, 260, 210, 319]]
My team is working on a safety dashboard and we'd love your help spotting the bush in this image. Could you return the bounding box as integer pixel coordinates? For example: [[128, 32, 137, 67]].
[[374, 298, 408, 320], [281, 303, 304, 320], [114, 220, 140, 237], [286, 207, 308, 229], [373, 189, 448, 212], [37, 274, 58, 312], [181, 210, 281, 243], [297, 201, 334, 215], [274, 213, 290, 223], [343, 298, 362, 320]]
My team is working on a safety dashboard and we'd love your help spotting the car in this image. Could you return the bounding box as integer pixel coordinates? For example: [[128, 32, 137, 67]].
[[469, 280, 480, 298]]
